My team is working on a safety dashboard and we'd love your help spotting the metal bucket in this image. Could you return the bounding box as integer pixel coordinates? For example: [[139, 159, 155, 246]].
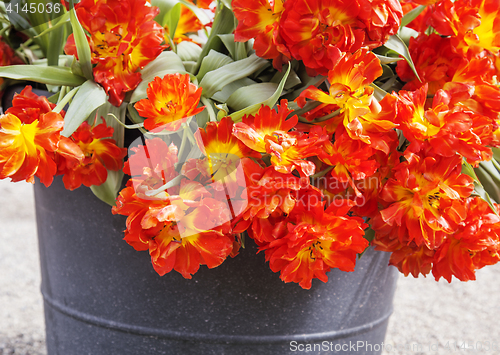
[[34, 176, 398, 355]]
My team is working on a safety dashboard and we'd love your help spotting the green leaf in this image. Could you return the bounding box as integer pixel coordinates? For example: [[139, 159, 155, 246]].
[[479, 160, 500, 181], [47, 18, 67, 66], [139, 51, 186, 81], [47, 92, 60, 104], [358, 227, 375, 259], [6, 7, 34, 32], [384, 34, 421, 82], [127, 104, 145, 124], [380, 76, 399, 92], [194, 3, 235, 72], [178, 0, 210, 25], [70, 57, 85, 77], [200, 96, 217, 123], [214, 103, 229, 121], [151, 0, 176, 25], [491, 157, 500, 172], [286, 72, 325, 100], [377, 64, 395, 81], [126, 104, 151, 135], [476, 160, 500, 194], [90, 170, 124, 206], [177, 41, 203, 62], [195, 106, 210, 127], [473, 185, 500, 217], [226, 83, 279, 111], [475, 165, 500, 204], [271, 68, 301, 90], [374, 54, 403, 65], [163, 2, 181, 47], [234, 40, 248, 61], [218, 34, 236, 59], [492, 147, 500, 162], [152, 0, 210, 26], [196, 50, 234, 82], [69, 2, 93, 80], [25, 0, 50, 27], [53, 86, 79, 113], [0, 65, 86, 86], [61, 80, 107, 137], [220, 0, 232, 9], [211, 77, 257, 103], [130, 51, 187, 102], [33, 55, 75, 67], [400, 5, 426, 28], [183, 61, 197, 73], [24, 2, 51, 54], [462, 159, 499, 215], [398, 26, 419, 45], [462, 160, 482, 186], [199, 54, 268, 98], [370, 83, 389, 102], [230, 63, 291, 122], [34, 12, 70, 38], [99, 101, 128, 148], [364, 227, 375, 243]]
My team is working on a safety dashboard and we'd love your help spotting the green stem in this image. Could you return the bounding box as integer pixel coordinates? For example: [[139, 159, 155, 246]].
[[298, 117, 313, 124], [165, 35, 176, 53], [292, 101, 322, 119], [178, 124, 190, 160], [107, 113, 144, 129], [312, 108, 341, 123], [53, 86, 78, 113], [491, 158, 500, 173], [310, 166, 333, 179], [56, 86, 68, 104], [0, 26, 9, 38], [145, 174, 183, 197], [126, 104, 150, 136], [185, 128, 197, 146], [201, 96, 217, 122], [144, 129, 181, 136]]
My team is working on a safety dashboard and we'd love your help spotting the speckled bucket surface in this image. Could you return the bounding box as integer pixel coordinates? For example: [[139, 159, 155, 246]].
[[33, 175, 398, 355]]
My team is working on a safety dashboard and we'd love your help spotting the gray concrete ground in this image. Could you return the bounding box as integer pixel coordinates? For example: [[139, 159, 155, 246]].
[[0, 180, 45, 354], [0, 179, 499, 354]]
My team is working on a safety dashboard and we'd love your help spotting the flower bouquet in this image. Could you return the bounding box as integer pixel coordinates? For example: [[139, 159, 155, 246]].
[[0, 0, 499, 291]]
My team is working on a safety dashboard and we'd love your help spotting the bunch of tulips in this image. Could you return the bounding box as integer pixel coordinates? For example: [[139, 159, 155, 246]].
[[0, 0, 499, 289]]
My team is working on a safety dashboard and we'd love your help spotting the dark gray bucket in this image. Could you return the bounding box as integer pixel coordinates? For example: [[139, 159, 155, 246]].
[[33, 176, 398, 355]]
